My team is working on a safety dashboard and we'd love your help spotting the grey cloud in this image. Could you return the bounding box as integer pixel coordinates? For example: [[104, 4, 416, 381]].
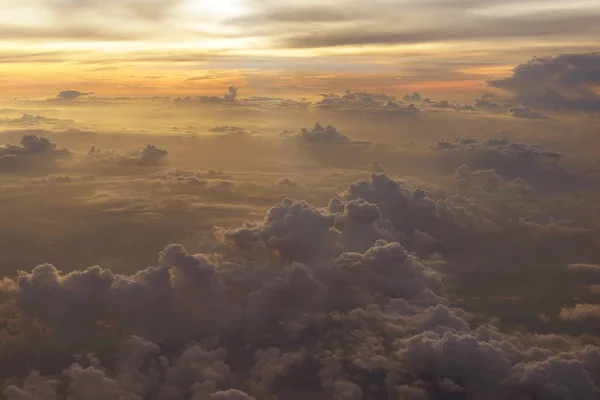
[[488, 52, 600, 111], [230, 0, 600, 49], [559, 304, 600, 322], [46, 0, 182, 21], [86, 144, 168, 168], [432, 137, 562, 162], [2, 181, 600, 399], [423, 98, 476, 112], [316, 90, 420, 114], [55, 90, 92, 101], [278, 14, 600, 49], [508, 106, 547, 119], [209, 126, 259, 137], [151, 169, 233, 185], [215, 197, 342, 261], [567, 263, 600, 277], [0, 113, 75, 127], [342, 173, 493, 242], [0, 133, 72, 173], [403, 92, 422, 102], [175, 87, 238, 106], [280, 123, 371, 145]]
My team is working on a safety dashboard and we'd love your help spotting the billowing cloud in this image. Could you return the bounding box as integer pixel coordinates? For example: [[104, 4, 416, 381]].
[[507, 106, 546, 119], [315, 91, 420, 114], [174, 87, 238, 105], [55, 90, 92, 101], [86, 144, 168, 168], [0, 133, 71, 173], [0, 113, 74, 127], [209, 126, 259, 137], [403, 92, 422, 102], [1, 166, 600, 399], [281, 123, 372, 144], [488, 52, 600, 111], [432, 137, 562, 162]]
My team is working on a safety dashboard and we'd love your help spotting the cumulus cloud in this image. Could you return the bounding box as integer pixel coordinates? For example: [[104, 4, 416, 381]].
[[215, 197, 342, 261], [280, 123, 371, 144], [0, 133, 72, 173], [1, 171, 600, 399], [151, 168, 232, 185], [209, 126, 259, 137], [403, 92, 422, 102], [55, 90, 92, 101], [86, 144, 168, 168], [567, 263, 600, 276], [431, 137, 562, 161], [559, 304, 600, 322], [488, 52, 600, 111], [423, 98, 476, 112], [508, 106, 547, 119], [316, 90, 419, 113], [174, 87, 238, 105], [241, 96, 311, 109], [342, 173, 493, 242], [0, 113, 75, 127]]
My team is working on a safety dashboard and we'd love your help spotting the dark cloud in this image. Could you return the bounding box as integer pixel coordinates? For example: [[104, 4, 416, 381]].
[[1, 93, 600, 400], [86, 144, 168, 168], [423, 98, 476, 112], [209, 126, 260, 137], [342, 173, 493, 242], [403, 92, 422, 102], [488, 52, 600, 111], [241, 96, 311, 109], [0, 113, 74, 127], [151, 169, 233, 185], [280, 123, 372, 145], [1, 169, 600, 399], [175, 87, 238, 105], [0, 133, 72, 173], [508, 106, 547, 119], [278, 13, 600, 49], [316, 90, 420, 114], [55, 90, 92, 101], [432, 137, 562, 163]]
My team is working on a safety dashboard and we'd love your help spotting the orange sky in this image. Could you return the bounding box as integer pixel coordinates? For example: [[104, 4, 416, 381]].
[[0, 0, 598, 99]]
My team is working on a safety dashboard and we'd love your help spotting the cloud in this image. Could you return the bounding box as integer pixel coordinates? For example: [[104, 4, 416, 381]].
[[0, 133, 72, 173], [2, 172, 600, 399], [280, 123, 372, 145], [174, 87, 238, 105], [275, 12, 600, 49], [151, 168, 233, 185], [55, 90, 92, 101], [241, 96, 311, 109], [215, 197, 342, 261], [209, 126, 260, 137], [423, 98, 476, 112], [559, 304, 600, 322], [567, 263, 600, 276], [403, 92, 422, 102], [86, 144, 168, 168], [342, 173, 493, 242], [1, 102, 600, 400], [0, 113, 75, 127], [432, 137, 562, 162], [315, 90, 419, 113], [488, 52, 600, 111]]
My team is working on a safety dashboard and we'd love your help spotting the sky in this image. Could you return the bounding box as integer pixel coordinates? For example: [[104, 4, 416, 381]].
[[2, 2, 600, 400], [1, 0, 599, 98]]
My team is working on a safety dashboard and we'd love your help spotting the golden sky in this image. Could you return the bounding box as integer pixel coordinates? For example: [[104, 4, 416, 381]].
[[1, 0, 599, 98]]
